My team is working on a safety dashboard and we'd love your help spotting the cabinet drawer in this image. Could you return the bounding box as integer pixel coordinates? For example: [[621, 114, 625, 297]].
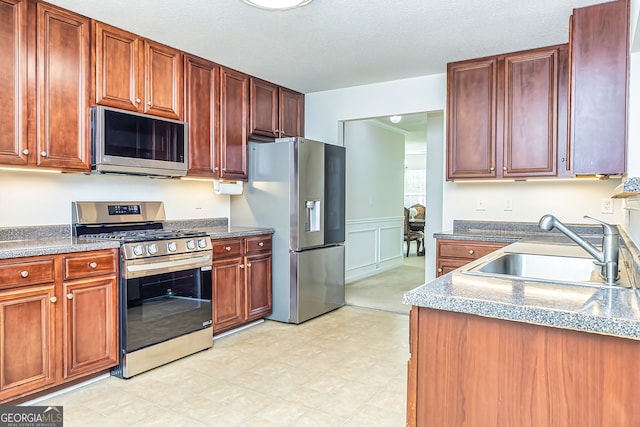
[[437, 239, 507, 261], [212, 239, 243, 259], [63, 250, 118, 281], [245, 235, 272, 254], [0, 258, 55, 289]]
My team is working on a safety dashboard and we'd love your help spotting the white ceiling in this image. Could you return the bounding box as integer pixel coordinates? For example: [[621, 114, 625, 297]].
[[46, 0, 610, 94]]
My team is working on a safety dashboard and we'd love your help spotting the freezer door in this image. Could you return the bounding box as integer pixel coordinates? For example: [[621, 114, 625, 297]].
[[293, 138, 325, 250], [290, 245, 345, 324]]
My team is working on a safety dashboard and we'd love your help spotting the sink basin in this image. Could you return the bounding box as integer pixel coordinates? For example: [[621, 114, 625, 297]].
[[474, 252, 598, 282]]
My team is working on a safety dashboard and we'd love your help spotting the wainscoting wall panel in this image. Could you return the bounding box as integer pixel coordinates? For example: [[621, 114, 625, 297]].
[[346, 216, 404, 283]]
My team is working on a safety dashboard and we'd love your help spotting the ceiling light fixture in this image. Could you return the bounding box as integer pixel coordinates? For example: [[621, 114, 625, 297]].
[[390, 115, 402, 124], [242, 0, 313, 10]]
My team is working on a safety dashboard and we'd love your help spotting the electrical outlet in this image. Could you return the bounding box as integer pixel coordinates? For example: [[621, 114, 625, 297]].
[[601, 198, 613, 214], [476, 199, 486, 211], [504, 198, 513, 211]]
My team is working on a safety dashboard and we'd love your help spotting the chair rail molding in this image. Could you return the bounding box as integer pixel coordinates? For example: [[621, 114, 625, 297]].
[[345, 216, 404, 283]]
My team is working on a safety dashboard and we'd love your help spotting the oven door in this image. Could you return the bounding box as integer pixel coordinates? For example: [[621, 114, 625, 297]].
[[122, 251, 212, 353]]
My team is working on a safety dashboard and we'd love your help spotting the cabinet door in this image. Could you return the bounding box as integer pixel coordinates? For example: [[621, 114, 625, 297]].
[[184, 54, 219, 177], [250, 78, 279, 138], [93, 21, 140, 112], [143, 39, 183, 119], [212, 257, 244, 334], [219, 67, 249, 180], [245, 252, 272, 321], [570, 0, 628, 175], [62, 277, 118, 380], [0, 0, 28, 166], [0, 285, 56, 402], [503, 47, 559, 177], [36, 3, 90, 171], [279, 87, 304, 138], [446, 58, 497, 180]]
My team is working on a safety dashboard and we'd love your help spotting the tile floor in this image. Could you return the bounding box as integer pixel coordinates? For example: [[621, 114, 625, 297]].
[[33, 306, 409, 426]]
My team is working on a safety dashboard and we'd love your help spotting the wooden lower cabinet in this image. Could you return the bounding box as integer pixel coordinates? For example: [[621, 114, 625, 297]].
[[0, 249, 118, 403], [435, 239, 508, 277], [212, 234, 272, 334], [407, 307, 640, 426]]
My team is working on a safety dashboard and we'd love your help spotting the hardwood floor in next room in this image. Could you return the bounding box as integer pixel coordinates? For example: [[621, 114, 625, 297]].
[[346, 254, 426, 314]]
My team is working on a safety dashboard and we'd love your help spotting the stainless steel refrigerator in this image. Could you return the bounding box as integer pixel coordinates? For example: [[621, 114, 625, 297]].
[[231, 137, 346, 323]]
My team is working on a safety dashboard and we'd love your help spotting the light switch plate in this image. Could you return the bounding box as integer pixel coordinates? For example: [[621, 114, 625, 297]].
[[504, 198, 513, 211], [476, 199, 486, 211]]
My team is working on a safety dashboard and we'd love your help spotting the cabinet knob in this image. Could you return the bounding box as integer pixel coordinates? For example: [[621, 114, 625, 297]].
[[20, 270, 29, 278], [239, 264, 245, 269], [246, 263, 252, 268], [67, 293, 73, 300], [225, 246, 231, 251], [41, 151, 47, 157], [503, 166, 507, 171], [135, 98, 141, 103], [89, 262, 97, 269], [222, 167, 227, 172], [50, 296, 57, 303], [147, 101, 152, 106], [258, 242, 264, 247], [214, 167, 219, 171], [469, 249, 475, 255], [23, 149, 29, 156], [437, 268, 443, 273], [489, 167, 495, 171]]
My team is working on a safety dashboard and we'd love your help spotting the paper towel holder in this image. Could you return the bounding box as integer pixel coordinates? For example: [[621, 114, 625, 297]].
[[213, 179, 244, 195]]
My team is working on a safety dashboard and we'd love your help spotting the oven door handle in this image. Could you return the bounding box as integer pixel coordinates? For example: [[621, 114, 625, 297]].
[[124, 252, 212, 279]]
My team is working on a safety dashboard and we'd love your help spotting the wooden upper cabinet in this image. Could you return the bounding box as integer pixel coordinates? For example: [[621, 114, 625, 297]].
[[279, 87, 304, 138], [220, 67, 249, 181], [570, 0, 628, 175], [93, 21, 183, 120], [184, 54, 219, 177], [250, 78, 304, 139], [447, 58, 497, 180], [36, 2, 91, 171], [447, 45, 565, 181], [0, 0, 28, 166], [250, 78, 279, 138], [503, 46, 560, 178]]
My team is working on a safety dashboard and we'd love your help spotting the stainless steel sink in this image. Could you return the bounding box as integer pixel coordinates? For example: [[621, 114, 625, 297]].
[[474, 252, 598, 282], [461, 243, 632, 288]]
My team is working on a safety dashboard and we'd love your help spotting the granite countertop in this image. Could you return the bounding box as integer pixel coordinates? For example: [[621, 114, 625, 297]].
[[0, 219, 273, 259], [0, 237, 121, 259], [404, 231, 640, 340]]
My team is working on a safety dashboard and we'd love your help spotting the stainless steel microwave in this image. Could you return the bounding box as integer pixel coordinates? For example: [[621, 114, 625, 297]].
[[92, 106, 188, 177]]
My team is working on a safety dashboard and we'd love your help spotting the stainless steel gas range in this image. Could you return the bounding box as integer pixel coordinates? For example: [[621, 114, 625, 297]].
[[72, 201, 213, 378]]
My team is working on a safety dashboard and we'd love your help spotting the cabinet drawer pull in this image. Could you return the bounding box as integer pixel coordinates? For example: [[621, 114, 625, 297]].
[[489, 167, 495, 171], [258, 242, 264, 247], [23, 149, 29, 155], [67, 293, 73, 300], [225, 246, 231, 251], [20, 270, 29, 278], [239, 264, 245, 269], [89, 262, 98, 269], [469, 249, 475, 255], [437, 268, 443, 273], [50, 296, 57, 303], [135, 98, 141, 103], [246, 263, 252, 268], [41, 151, 47, 157], [147, 101, 152, 106]]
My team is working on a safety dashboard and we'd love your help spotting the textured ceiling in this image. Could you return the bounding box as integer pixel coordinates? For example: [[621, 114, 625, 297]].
[[48, 0, 610, 93]]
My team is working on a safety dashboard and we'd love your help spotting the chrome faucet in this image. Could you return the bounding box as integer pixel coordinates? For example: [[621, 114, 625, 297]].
[[538, 214, 620, 284]]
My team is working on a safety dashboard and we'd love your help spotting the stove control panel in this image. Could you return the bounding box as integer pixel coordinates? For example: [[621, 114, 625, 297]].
[[122, 236, 213, 260]]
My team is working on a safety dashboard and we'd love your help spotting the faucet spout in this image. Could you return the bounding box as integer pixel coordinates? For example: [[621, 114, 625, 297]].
[[538, 214, 620, 284]]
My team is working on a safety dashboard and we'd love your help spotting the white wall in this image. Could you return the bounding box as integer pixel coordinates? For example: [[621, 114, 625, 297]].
[[343, 121, 405, 282], [0, 171, 229, 226]]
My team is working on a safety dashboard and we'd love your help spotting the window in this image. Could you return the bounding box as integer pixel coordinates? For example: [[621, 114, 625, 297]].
[[404, 169, 426, 207]]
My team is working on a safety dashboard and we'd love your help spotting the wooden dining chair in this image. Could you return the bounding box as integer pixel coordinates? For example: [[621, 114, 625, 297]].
[[404, 208, 424, 256]]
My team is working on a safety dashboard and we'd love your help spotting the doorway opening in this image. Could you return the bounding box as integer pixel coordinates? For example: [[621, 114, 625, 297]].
[[342, 112, 438, 314]]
